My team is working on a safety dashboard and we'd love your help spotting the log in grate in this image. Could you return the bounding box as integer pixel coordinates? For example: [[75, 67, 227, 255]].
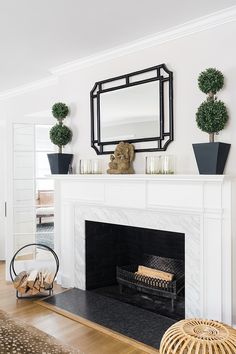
[[116, 254, 184, 310]]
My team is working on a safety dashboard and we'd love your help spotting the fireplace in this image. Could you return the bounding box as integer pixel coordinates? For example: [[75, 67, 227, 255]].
[[85, 221, 185, 320], [55, 175, 235, 326]]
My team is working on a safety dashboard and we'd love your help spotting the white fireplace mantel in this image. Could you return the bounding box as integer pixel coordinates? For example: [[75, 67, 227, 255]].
[[53, 174, 236, 326]]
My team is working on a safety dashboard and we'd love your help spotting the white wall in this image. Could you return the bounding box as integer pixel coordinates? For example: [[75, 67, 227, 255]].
[[1, 20, 236, 176], [0, 101, 7, 260], [0, 119, 6, 259]]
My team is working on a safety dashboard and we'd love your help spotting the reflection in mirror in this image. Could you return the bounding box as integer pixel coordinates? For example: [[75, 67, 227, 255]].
[[100, 82, 160, 142]]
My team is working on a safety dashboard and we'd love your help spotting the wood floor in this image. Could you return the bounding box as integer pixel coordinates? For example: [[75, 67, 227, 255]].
[[0, 261, 156, 354]]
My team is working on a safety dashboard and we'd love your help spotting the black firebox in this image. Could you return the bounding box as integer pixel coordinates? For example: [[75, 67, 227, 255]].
[[85, 221, 185, 320]]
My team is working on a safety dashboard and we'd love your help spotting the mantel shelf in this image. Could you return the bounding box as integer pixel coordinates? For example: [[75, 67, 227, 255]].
[[47, 174, 236, 182]]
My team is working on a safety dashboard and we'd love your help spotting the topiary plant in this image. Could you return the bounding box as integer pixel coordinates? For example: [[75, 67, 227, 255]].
[[52, 102, 69, 121], [198, 68, 224, 95], [50, 102, 72, 153], [196, 68, 228, 142]]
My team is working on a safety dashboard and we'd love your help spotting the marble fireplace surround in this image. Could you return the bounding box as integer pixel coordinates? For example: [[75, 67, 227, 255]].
[[54, 175, 236, 326]]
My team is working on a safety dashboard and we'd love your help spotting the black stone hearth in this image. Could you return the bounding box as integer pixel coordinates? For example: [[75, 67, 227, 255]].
[[42, 288, 175, 349], [94, 285, 184, 321], [86, 221, 185, 321]]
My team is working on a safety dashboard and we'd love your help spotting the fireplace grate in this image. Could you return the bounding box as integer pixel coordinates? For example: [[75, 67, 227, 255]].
[[116, 254, 184, 311]]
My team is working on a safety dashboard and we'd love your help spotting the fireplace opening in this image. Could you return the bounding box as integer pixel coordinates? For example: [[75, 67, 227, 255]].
[[85, 221, 185, 321]]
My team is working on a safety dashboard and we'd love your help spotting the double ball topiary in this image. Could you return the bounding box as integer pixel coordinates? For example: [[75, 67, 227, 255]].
[[196, 68, 228, 142], [50, 124, 72, 149], [50, 102, 72, 153], [198, 68, 224, 95], [52, 102, 69, 121]]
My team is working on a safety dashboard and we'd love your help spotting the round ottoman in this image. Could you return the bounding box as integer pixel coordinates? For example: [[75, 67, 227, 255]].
[[160, 319, 236, 354]]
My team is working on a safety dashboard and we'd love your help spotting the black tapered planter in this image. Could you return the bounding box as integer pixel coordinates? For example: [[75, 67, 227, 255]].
[[193, 142, 230, 175], [47, 153, 73, 174]]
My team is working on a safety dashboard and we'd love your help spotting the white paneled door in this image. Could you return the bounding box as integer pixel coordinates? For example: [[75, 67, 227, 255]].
[[11, 123, 54, 260], [13, 124, 35, 251], [0, 120, 6, 260]]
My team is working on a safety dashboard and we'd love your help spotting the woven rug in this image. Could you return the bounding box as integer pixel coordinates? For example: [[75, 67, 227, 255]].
[[36, 222, 54, 249], [0, 309, 80, 354]]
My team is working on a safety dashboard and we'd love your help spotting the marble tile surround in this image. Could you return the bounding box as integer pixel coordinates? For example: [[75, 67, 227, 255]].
[[74, 204, 201, 319]]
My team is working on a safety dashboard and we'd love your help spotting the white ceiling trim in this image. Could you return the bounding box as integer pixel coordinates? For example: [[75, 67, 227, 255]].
[[25, 109, 52, 118], [50, 5, 236, 76], [0, 5, 235, 100], [0, 76, 58, 101]]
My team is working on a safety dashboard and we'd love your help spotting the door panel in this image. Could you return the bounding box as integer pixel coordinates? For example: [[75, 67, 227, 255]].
[[13, 152, 34, 179], [0, 121, 6, 260], [13, 207, 35, 234], [12, 123, 54, 254], [13, 180, 34, 206], [13, 124, 34, 151], [14, 233, 37, 251]]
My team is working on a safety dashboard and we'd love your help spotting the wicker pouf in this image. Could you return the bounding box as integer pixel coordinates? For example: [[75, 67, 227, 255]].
[[160, 319, 236, 354]]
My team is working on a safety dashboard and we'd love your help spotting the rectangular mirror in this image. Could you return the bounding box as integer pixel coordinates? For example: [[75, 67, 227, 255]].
[[90, 64, 173, 154]]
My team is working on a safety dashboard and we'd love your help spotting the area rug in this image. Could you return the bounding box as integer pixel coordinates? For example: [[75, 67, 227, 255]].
[[36, 222, 54, 249], [0, 309, 80, 354]]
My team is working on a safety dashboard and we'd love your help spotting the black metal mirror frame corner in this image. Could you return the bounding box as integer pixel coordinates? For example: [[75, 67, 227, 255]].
[[90, 63, 174, 155]]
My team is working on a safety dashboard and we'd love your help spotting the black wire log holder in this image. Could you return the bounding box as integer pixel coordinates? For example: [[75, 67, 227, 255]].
[[116, 254, 184, 311], [10, 243, 59, 299]]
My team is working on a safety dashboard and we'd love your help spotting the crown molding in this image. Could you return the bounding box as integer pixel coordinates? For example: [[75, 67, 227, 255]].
[[50, 5, 236, 76], [25, 109, 52, 118], [0, 5, 235, 100], [0, 76, 58, 101]]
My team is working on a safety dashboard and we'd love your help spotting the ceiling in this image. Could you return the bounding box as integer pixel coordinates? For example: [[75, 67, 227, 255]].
[[0, 0, 235, 93]]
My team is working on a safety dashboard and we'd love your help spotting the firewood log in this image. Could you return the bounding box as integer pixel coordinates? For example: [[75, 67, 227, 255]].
[[38, 271, 44, 290], [17, 277, 29, 294], [33, 278, 40, 291], [136, 265, 174, 281], [44, 272, 54, 290], [27, 270, 38, 288], [13, 269, 55, 295], [13, 271, 28, 289], [30, 287, 40, 295]]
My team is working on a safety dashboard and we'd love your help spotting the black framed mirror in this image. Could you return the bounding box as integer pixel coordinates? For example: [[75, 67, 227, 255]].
[[90, 64, 173, 154]]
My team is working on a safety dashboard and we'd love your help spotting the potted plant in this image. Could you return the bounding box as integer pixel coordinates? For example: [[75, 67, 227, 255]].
[[193, 68, 230, 174], [47, 102, 73, 174]]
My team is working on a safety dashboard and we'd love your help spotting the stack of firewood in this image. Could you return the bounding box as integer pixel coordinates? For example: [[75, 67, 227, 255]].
[[13, 270, 55, 295]]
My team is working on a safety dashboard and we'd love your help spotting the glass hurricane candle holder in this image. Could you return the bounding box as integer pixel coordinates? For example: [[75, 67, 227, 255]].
[[145, 156, 161, 174], [79, 159, 92, 174], [91, 159, 103, 174], [160, 155, 175, 174]]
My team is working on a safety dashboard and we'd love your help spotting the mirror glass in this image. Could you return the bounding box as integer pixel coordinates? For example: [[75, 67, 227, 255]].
[[100, 82, 160, 142], [90, 64, 173, 154]]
